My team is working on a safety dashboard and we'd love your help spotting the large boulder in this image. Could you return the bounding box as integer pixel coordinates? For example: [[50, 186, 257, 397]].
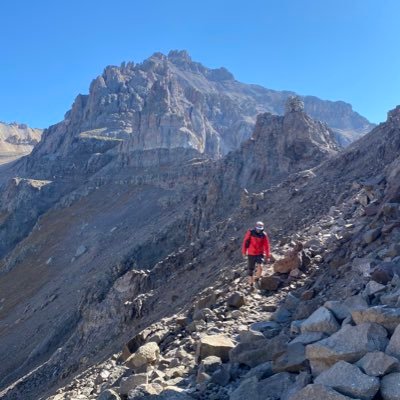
[[352, 306, 400, 333], [306, 323, 388, 375], [289, 384, 355, 400], [125, 342, 160, 370], [196, 334, 235, 362], [314, 361, 379, 400], [300, 307, 340, 335], [356, 351, 399, 377], [380, 372, 400, 400], [273, 247, 302, 274]]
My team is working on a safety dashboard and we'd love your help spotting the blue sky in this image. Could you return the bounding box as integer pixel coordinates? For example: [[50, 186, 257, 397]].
[[1, 0, 399, 128]]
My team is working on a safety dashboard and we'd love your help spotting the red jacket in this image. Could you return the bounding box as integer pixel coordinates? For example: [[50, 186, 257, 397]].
[[242, 229, 270, 257]]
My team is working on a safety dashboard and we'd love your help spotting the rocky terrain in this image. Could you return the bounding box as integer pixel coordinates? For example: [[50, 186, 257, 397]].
[[0, 51, 391, 400], [0, 122, 42, 164], [4, 103, 397, 400], [16, 104, 398, 400]]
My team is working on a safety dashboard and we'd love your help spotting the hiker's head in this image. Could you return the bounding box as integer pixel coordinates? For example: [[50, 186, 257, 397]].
[[255, 221, 264, 232]]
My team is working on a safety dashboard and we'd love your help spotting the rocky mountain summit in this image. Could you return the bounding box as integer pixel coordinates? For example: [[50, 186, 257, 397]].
[[0, 122, 42, 164], [27, 50, 372, 167]]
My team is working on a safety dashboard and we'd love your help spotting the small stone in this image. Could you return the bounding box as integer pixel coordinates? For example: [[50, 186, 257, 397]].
[[227, 292, 245, 308]]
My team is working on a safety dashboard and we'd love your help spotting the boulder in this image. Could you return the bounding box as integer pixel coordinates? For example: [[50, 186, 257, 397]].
[[315, 361, 379, 400], [230, 372, 295, 400], [300, 307, 340, 335], [226, 292, 245, 308], [238, 329, 266, 344], [289, 384, 355, 400], [119, 373, 149, 395], [352, 306, 400, 333], [230, 334, 288, 367], [356, 351, 399, 376], [381, 372, 400, 400], [210, 364, 231, 386], [98, 389, 121, 400], [198, 356, 222, 375], [243, 361, 274, 380], [259, 276, 281, 291], [386, 324, 400, 359], [370, 262, 400, 284], [196, 334, 235, 363], [364, 281, 386, 296], [306, 323, 388, 375], [273, 250, 302, 274], [272, 343, 309, 373], [323, 301, 350, 320], [363, 228, 381, 244], [125, 342, 160, 370]]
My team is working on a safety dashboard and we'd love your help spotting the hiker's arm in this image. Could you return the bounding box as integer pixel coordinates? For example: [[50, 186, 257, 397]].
[[242, 230, 250, 255]]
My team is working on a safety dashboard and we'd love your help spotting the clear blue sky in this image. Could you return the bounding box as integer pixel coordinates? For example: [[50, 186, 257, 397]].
[[1, 0, 399, 128]]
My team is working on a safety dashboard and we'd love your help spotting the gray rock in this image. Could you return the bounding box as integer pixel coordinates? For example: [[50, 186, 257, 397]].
[[196, 334, 235, 362], [381, 372, 400, 400], [288, 384, 357, 400], [230, 334, 288, 367], [289, 332, 327, 345], [198, 356, 222, 374], [243, 361, 274, 380], [250, 321, 280, 333], [356, 351, 399, 376], [363, 228, 381, 244], [386, 324, 400, 359], [227, 292, 245, 308], [210, 364, 231, 386], [238, 329, 266, 343], [75, 245, 87, 257], [281, 371, 311, 400], [272, 343, 308, 373], [315, 361, 379, 400], [306, 323, 388, 375], [364, 281, 386, 296], [119, 374, 148, 395], [230, 372, 296, 400], [323, 301, 350, 320], [98, 389, 121, 400], [352, 306, 400, 333], [381, 289, 400, 307], [300, 307, 340, 335], [125, 342, 160, 370], [258, 276, 281, 291]]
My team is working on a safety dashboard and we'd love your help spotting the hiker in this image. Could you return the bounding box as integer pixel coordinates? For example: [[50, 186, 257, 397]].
[[242, 221, 271, 290]]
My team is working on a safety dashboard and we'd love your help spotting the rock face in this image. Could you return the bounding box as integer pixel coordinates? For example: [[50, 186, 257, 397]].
[[26, 51, 372, 169], [0, 122, 42, 164]]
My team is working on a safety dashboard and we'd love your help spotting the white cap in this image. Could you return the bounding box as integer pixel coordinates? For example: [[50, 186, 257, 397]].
[[255, 221, 264, 230]]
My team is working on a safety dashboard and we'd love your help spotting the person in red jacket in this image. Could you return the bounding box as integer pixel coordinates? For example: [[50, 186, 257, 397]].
[[242, 221, 271, 290]]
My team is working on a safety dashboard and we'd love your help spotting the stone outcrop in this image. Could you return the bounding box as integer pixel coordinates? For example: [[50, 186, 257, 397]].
[[0, 121, 42, 164]]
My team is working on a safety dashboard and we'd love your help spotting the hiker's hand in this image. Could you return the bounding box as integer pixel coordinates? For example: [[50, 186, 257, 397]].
[[242, 254, 247, 260]]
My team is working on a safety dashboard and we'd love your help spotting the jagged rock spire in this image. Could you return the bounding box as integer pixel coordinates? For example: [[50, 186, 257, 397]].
[[285, 96, 305, 114]]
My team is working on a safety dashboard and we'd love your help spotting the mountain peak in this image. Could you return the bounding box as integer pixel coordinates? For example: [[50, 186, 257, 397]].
[[285, 96, 305, 114], [167, 49, 192, 63]]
